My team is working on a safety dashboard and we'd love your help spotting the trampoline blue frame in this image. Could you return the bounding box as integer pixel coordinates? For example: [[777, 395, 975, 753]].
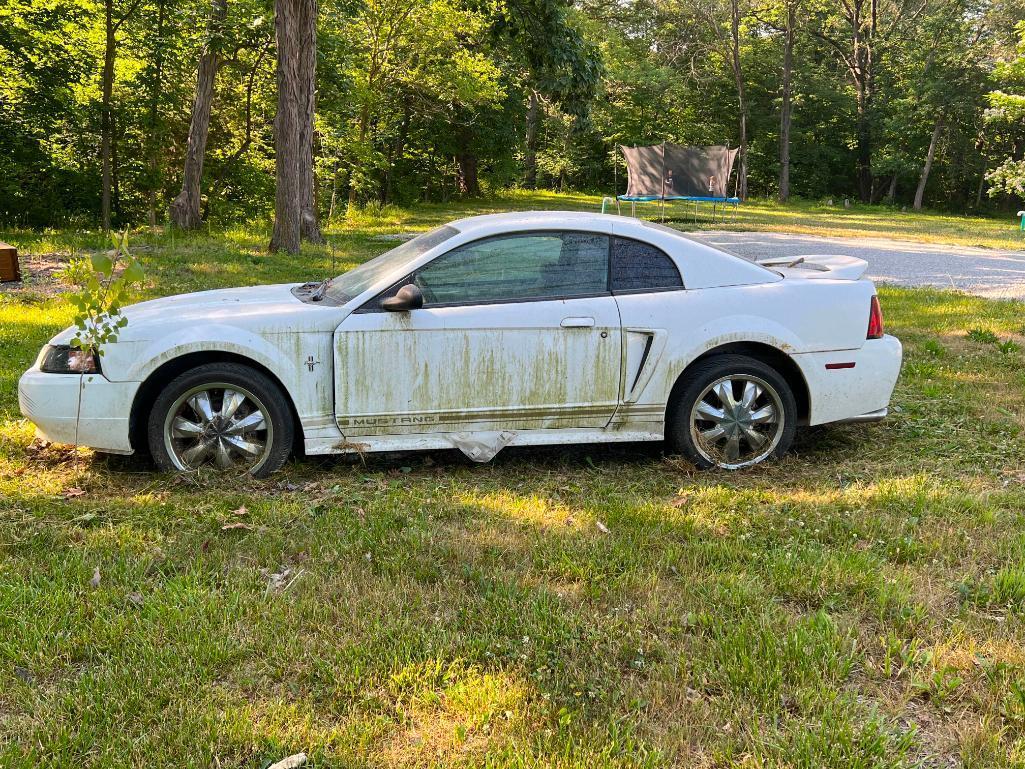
[[601, 194, 742, 222], [617, 195, 742, 204]]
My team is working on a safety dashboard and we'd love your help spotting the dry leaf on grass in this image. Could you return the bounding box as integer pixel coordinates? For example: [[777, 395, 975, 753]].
[[231, 505, 248, 516], [89, 567, 101, 588], [267, 754, 307, 769], [260, 565, 303, 594], [669, 493, 692, 508], [62, 487, 87, 499], [596, 520, 611, 534], [220, 522, 253, 532]]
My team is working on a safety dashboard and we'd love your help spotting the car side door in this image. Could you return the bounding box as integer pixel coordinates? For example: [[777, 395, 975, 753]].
[[333, 230, 622, 435]]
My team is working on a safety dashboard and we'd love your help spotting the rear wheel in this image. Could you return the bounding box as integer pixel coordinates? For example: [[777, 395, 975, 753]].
[[147, 363, 293, 477], [668, 355, 796, 470]]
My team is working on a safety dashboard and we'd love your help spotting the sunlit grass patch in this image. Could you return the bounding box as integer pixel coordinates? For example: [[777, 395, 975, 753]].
[[3, 197, 1025, 764]]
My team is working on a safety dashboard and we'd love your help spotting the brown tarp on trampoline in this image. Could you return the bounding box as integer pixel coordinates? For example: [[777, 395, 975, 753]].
[[621, 144, 740, 199]]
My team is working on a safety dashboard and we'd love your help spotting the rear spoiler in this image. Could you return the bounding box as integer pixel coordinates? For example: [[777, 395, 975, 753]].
[[757, 254, 868, 281]]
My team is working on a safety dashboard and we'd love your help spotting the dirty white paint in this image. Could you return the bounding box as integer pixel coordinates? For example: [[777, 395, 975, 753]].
[[19, 210, 902, 463]]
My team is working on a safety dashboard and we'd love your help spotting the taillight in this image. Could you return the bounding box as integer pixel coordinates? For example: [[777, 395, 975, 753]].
[[867, 295, 884, 339]]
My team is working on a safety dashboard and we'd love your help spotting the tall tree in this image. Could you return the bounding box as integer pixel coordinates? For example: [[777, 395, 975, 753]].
[[698, 0, 750, 198], [100, 0, 144, 231], [499, 0, 602, 192], [141, 0, 169, 228], [808, 0, 931, 202], [169, 0, 227, 229], [269, 0, 322, 253], [758, 0, 801, 202], [913, 116, 943, 209]]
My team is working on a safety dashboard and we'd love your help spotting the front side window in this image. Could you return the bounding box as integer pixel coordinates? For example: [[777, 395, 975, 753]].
[[412, 231, 610, 306], [610, 236, 684, 293]]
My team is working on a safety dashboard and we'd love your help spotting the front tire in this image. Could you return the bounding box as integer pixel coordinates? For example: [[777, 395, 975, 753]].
[[147, 363, 294, 478], [668, 354, 796, 470]]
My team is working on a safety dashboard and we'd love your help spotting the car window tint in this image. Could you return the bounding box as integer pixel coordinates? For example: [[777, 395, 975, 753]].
[[610, 236, 684, 292], [414, 231, 609, 305]]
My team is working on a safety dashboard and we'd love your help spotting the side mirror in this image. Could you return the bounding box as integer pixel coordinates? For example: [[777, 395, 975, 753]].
[[381, 283, 424, 312]]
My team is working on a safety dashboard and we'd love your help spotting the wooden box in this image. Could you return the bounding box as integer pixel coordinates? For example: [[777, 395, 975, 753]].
[[0, 242, 20, 283]]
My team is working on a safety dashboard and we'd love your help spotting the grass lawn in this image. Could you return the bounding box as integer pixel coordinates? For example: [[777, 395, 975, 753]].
[[2, 194, 1025, 767]]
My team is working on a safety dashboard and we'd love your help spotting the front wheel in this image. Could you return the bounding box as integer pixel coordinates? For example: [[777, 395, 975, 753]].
[[668, 355, 797, 470], [147, 363, 294, 477]]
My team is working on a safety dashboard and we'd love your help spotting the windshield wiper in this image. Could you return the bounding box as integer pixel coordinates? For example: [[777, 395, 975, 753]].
[[310, 278, 333, 302]]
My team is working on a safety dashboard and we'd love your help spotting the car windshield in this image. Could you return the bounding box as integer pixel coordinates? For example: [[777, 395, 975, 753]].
[[324, 225, 458, 303]]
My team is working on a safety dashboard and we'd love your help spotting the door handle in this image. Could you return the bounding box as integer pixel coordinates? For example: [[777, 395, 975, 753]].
[[561, 316, 595, 328]]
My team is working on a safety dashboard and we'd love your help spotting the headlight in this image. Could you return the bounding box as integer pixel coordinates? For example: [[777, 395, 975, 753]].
[[40, 345, 100, 374]]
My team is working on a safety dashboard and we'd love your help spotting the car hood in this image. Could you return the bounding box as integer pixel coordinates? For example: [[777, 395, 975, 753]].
[[51, 283, 345, 344], [122, 284, 306, 323]]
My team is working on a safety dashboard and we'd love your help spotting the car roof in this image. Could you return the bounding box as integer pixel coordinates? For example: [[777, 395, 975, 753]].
[[449, 210, 709, 244], [450, 210, 614, 234], [447, 209, 777, 290]]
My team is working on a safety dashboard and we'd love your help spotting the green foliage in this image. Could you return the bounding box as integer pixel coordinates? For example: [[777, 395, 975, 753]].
[[967, 328, 1000, 344], [0, 0, 1023, 227], [58, 231, 146, 356], [985, 23, 1025, 198]]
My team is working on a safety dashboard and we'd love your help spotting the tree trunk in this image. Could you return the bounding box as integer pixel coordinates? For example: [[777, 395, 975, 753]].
[[456, 152, 480, 196], [328, 158, 340, 220], [524, 90, 539, 189], [729, 0, 748, 199], [455, 123, 480, 196], [855, 80, 873, 203], [170, 0, 227, 230], [100, 0, 115, 232], [300, 123, 323, 243], [270, 0, 322, 253], [886, 172, 897, 202], [913, 116, 942, 211], [347, 102, 371, 209], [778, 2, 795, 203], [112, 113, 122, 220], [146, 0, 166, 230], [381, 101, 410, 203]]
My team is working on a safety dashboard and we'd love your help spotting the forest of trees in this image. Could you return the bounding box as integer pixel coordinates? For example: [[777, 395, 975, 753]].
[[2, 0, 1025, 247]]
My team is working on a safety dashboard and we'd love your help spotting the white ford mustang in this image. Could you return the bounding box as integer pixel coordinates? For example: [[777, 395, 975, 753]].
[[19, 211, 902, 476]]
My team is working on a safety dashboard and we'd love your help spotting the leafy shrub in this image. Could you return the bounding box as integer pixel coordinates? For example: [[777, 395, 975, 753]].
[[58, 231, 145, 357], [966, 328, 999, 345]]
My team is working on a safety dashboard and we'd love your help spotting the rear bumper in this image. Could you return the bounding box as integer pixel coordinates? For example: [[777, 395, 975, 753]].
[[794, 335, 903, 426], [18, 368, 139, 454]]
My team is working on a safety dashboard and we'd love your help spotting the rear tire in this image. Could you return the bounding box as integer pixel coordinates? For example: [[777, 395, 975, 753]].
[[667, 354, 796, 470], [147, 362, 294, 478]]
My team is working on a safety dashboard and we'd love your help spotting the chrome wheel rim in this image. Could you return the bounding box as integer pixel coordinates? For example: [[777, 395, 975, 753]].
[[689, 374, 785, 469], [163, 383, 273, 472]]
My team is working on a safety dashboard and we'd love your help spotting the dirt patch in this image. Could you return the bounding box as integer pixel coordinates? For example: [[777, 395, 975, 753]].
[[0, 253, 73, 298]]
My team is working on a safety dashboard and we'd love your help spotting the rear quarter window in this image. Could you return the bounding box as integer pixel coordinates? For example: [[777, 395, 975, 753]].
[[611, 236, 684, 293]]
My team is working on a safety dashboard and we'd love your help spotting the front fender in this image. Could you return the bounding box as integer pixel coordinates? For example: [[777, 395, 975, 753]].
[[104, 325, 302, 387], [96, 326, 343, 432]]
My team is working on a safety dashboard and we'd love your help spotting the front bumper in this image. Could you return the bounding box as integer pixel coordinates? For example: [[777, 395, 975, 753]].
[[18, 369, 140, 454]]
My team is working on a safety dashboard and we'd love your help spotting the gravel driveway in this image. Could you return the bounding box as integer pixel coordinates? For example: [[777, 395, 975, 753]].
[[689, 231, 1025, 300]]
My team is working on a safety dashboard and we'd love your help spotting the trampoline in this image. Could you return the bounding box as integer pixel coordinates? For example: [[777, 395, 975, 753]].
[[601, 143, 742, 222]]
